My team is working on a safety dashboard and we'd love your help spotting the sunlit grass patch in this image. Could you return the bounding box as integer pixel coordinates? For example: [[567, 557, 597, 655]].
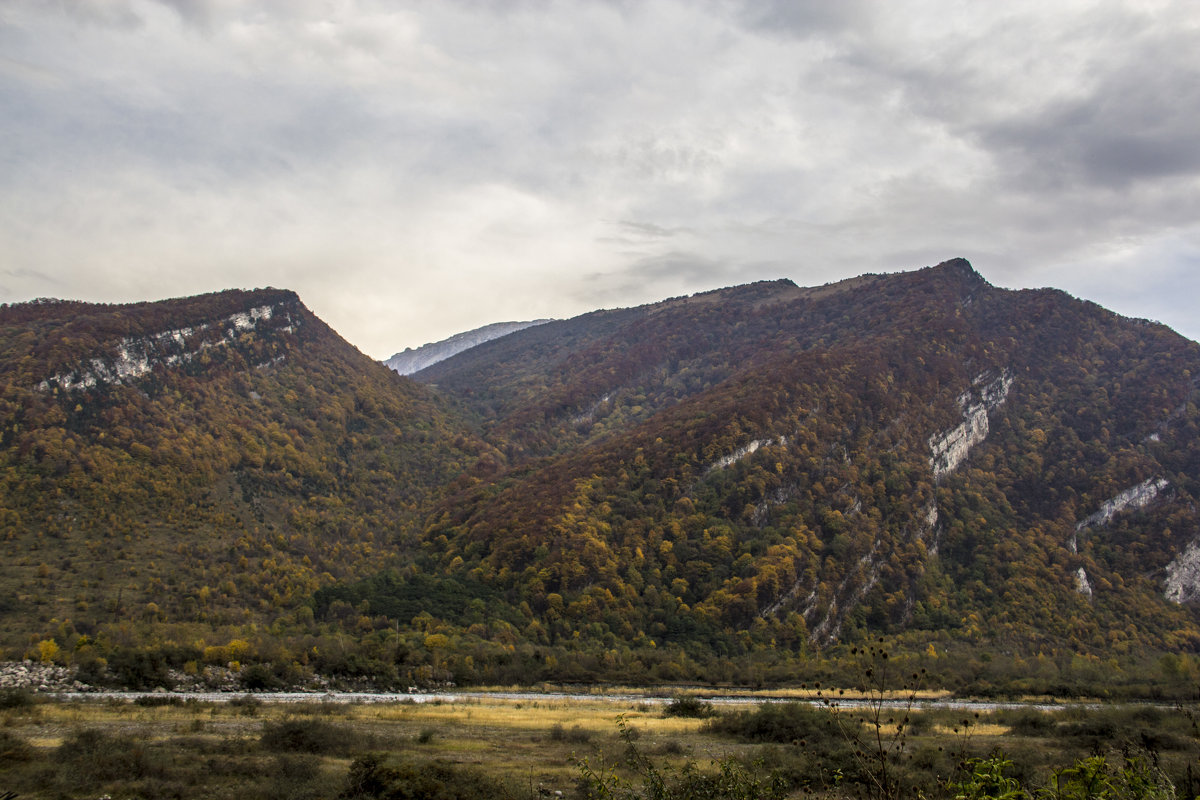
[[26, 735, 64, 747], [932, 722, 1010, 737]]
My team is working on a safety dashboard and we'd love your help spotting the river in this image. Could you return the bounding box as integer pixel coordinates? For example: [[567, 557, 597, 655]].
[[48, 688, 1086, 712]]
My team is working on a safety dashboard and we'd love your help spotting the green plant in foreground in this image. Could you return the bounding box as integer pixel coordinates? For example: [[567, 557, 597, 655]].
[[1041, 753, 1175, 800], [576, 715, 788, 800], [952, 752, 1176, 800], [952, 755, 1027, 800], [819, 639, 924, 800]]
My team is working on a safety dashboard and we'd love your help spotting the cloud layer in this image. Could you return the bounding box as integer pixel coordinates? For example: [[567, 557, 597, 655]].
[[2, 0, 1198, 355]]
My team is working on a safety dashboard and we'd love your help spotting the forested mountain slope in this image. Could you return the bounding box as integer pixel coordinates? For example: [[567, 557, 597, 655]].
[[407, 259, 1200, 659], [0, 290, 488, 646], [3, 261, 1200, 692]]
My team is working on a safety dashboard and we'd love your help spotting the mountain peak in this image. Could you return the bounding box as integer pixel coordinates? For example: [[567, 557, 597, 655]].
[[927, 257, 989, 285]]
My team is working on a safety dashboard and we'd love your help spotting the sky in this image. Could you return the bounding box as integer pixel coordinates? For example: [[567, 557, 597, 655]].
[[2, 1, 1199, 358]]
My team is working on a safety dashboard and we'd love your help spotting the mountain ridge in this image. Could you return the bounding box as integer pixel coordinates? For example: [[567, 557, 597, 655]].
[[0, 287, 489, 648], [411, 259, 1200, 656], [384, 319, 554, 376], [3, 261, 1200, 692]]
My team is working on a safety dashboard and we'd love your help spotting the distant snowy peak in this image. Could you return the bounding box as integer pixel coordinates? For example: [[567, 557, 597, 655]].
[[384, 320, 553, 375]]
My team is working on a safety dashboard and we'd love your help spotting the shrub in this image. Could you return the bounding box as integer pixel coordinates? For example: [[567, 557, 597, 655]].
[[1004, 708, 1057, 736], [549, 723, 592, 744], [577, 717, 788, 800], [262, 753, 334, 800], [242, 662, 286, 691], [706, 702, 839, 746], [261, 718, 357, 755], [107, 647, 175, 690], [0, 729, 35, 762], [951, 755, 1028, 800], [229, 694, 262, 715], [0, 688, 34, 709], [56, 729, 162, 786], [663, 695, 714, 718], [342, 754, 517, 799]]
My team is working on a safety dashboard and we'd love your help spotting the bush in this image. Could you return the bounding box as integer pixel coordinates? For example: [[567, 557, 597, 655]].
[[549, 723, 592, 744], [107, 647, 175, 690], [706, 702, 839, 746], [262, 753, 335, 800], [56, 729, 162, 786], [242, 662, 286, 691], [342, 754, 517, 799], [1004, 708, 1057, 736], [577, 718, 788, 800], [951, 755, 1027, 800], [0, 729, 35, 762], [229, 694, 262, 715], [0, 688, 34, 709], [261, 718, 358, 755], [663, 695, 714, 718]]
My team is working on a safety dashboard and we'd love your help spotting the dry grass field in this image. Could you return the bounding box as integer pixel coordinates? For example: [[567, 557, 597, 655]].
[[2, 689, 1198, 799]]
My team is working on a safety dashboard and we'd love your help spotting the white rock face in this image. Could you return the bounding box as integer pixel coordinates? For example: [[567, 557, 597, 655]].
[[708, 438, 773, 472], [572, 393, 613, 425], [385, 319, 552, 375], [928, 369, 1013, 479], [807, 541, 883, 645], [920, 500, 941, 555], [1165, 540, 1200, 604], [1069, 477, 1171, 553], [38, 303, 294, 392], [1075, 567, 1093, 598], [1076, 478, 1170, 532]]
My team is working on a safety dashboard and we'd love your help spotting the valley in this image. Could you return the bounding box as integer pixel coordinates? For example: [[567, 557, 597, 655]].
[[2, 682, 1197, 799], [2, 260, 1200, 704]]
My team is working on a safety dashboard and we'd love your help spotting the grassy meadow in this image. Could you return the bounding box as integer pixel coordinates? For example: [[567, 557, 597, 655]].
[[3, 686, 1200, 799]]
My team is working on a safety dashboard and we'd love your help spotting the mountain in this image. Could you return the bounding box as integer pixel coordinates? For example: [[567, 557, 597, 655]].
[[4, 261, 1200, 693], [0, 289, 489, 648], [399, 259, 1200, 664], [384, 319, 553, 376]]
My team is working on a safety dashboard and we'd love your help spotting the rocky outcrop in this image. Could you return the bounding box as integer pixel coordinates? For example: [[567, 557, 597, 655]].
[[1076, 478, 1170, 531], [0, 661, 332, 694], [707, 437, 785, 473], [1075, 567, 1093, 599], [1165, 541, 1200, 604], [0, 661, 88, 693], [804, 540, 884, 645], [38, 301, 298, 393], [928, 369, 1014, 479], [1071, 478, 1170, 553]]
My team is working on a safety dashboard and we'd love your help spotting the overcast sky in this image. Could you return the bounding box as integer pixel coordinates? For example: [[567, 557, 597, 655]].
[[2, 0, 1198, 357]]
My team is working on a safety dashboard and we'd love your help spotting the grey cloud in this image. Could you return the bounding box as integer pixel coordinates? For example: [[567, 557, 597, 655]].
[[38, 0, 144, 30], [581, 251, 769, 306], [630, 251, 739, 284], [972, 67, 1200, 192], [3, 0, 1200, 353], [151, 0, 219, 30], [858, 8, 1200, 194], [738, 0, 872, 38], [1, 267, 58, 287], [618, 221, 685, 239], [598, 220, 695, 249]]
